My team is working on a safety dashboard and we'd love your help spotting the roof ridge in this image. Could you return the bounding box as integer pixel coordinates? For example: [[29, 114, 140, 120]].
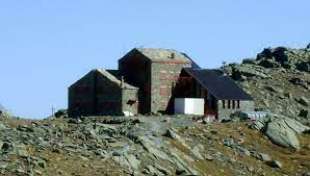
[[95, 69, 138, 89]]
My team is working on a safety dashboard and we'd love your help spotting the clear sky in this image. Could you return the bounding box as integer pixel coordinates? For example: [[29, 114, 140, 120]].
[[0, 0, 309, 118]]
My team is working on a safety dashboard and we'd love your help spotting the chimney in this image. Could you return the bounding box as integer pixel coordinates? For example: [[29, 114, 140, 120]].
[[120, 76, 125, 88]]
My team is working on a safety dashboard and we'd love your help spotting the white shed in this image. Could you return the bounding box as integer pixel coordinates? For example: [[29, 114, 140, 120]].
[[174, 98, 205, 116]]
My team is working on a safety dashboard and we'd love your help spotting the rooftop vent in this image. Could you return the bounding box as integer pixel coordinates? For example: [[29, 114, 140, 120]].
[[169, 53, 175, 59]]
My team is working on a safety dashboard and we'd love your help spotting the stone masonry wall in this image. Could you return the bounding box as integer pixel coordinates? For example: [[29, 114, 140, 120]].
[[151, 62, 191, 113], [95, 72, 123, 115], [121, 88, 139, 115], [68, 71, 96, 117], [69, 70, 125, 117], [217, 100, 255, 121], [119, 54, 152, 114]]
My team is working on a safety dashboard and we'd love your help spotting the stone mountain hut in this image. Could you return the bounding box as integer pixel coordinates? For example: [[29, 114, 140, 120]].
[[68, 48, 254, 121]]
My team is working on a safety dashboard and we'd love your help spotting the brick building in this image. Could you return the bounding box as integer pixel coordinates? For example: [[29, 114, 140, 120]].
[[119, 48, 199, 114], [68, 48, 254, 120]]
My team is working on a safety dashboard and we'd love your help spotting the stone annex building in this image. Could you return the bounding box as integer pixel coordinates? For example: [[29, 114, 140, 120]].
[[68, 48, 254, 121]]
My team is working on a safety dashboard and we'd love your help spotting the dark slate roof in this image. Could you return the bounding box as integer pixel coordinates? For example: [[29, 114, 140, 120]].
[[181, 52, 201, 69], [184, 68, 253, 100]]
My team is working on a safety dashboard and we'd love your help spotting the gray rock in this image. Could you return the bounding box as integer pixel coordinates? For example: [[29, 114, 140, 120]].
[[242, 58, 256, 65], [205, 154, 214, 161], [283, 117, 310, 133], [289, 77, 309, 89], [192, 145, 204, 160], [303, 172, 310, 176], [164, 128, 178, 139], [299, 109, 309, 119], [0, 123, 7, 130], [1, 142, 14, 154], [223, 138, 235, 147], [236, 146, 251, 156], [125, 154, 140, 171], [259, 59, 281, 68], [267, 160, 282, 168], [296, 97, 309, 106], [258, 153, 272, 162], [232, 65, 269, 80], [144, 165, 166, 176], [137, 136, 169, 160], [154, 164, 170, 175], [265, 119, 300, 150], [251, 120, 266, 131], [296, 61, 310, 72], [169, 148, 199, 175], [15, 144, 29, 157]]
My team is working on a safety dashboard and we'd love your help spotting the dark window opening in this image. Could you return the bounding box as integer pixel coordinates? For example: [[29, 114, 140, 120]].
[[222, 100, 225, 109], [228, 100, 231, 109], [237, 100, 240, 109], [232, 100, 235, 109], [127, 100, 137, 106]]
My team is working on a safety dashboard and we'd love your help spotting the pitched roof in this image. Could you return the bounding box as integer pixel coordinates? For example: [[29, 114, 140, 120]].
[[70, 69, 138, 90], [95, 69, 138, 90], [136, 48, 190, 62], [106, 69, 121, 79], [184, 68, 253, 100], [119, 48, 201, 68]]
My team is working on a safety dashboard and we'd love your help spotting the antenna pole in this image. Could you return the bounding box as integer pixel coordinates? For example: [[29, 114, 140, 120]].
[[52, 106, 55, 118]]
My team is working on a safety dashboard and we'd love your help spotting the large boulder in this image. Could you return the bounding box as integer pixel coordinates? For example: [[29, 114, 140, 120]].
[[296, 61, 310, 72], [283, 117, 310, 133], [265, 119, 301, 150], [257, 47, 289, 65], [231, 65, 269, 80]]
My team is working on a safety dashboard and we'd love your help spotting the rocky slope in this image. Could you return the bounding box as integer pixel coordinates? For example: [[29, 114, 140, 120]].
[[223, 44, 310, 125], [0, 116, 309, 176]]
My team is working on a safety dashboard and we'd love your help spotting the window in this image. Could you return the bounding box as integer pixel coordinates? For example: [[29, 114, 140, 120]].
[[232, 100, 235, 109], [127, 100, 137, 106], [237, 100, 240, 109], [222, 100, 225, 109], [228, 100, 231, 109]]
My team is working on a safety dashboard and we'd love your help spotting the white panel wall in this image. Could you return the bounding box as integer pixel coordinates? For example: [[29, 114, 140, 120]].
[[175, 98, 205, 115]]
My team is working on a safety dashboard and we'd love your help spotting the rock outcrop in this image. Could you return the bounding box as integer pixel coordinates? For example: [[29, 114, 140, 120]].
[[251, 114, 310, 150], [223, 44, 310, 125], [265, 119, 301, 150]]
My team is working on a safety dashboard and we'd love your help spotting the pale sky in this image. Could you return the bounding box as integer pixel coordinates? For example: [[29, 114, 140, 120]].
[[0, 0, 309, 118]]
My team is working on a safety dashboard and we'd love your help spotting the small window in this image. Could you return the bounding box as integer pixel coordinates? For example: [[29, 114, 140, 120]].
[[127, 100, 136, 106], [237, 100, 240, 109], [222, 100, 225, 109], [228, 100, 231, 109], [232, 100, 236, 109]]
